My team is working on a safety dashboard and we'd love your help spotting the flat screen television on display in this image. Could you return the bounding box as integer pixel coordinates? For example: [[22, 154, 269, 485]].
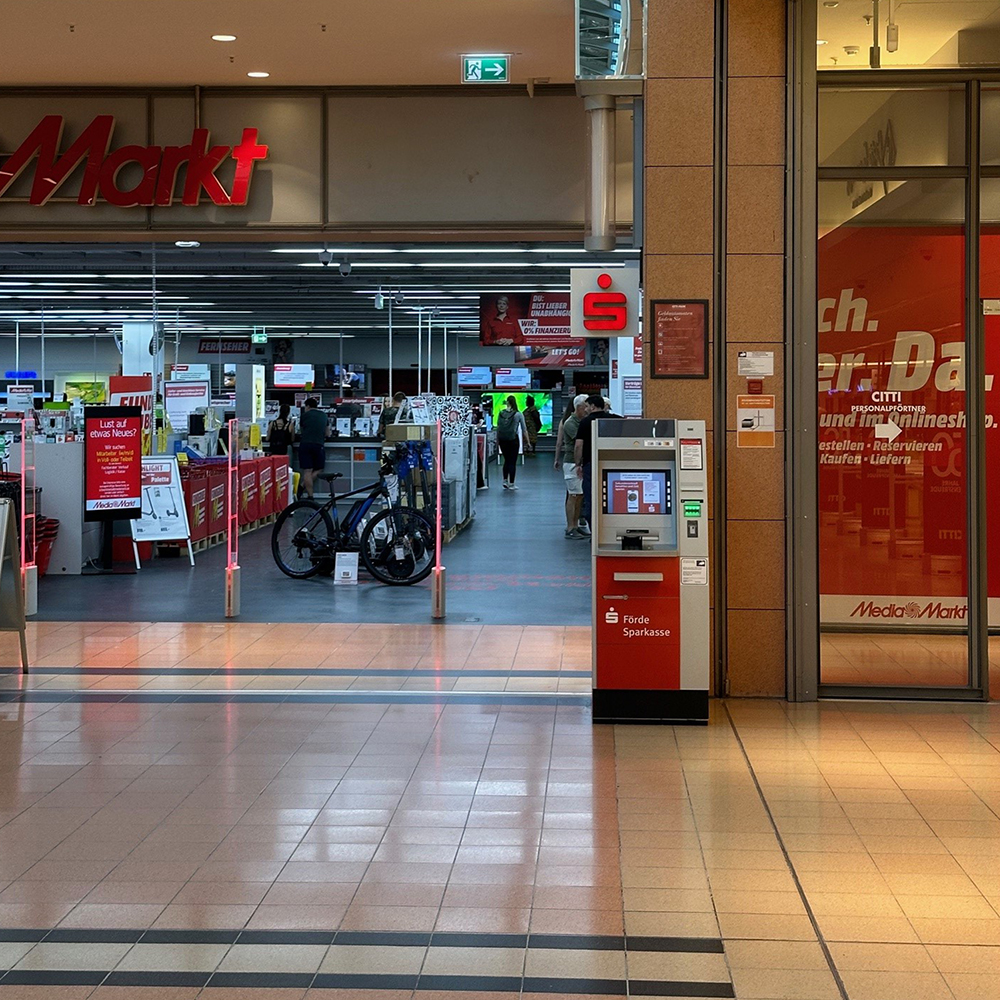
[[494, 368, 530, 389], [482, 392, 555, 436], [602, 470, 672, 516], [457, 366, 492, 388]]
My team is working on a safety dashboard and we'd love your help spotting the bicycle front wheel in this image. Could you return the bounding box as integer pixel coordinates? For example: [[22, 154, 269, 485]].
[[359, 507, 436, 586], [272, 500, 335, 579]]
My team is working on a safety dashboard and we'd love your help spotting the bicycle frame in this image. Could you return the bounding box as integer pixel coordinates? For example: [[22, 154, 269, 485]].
[[295, 477, 392, 540]]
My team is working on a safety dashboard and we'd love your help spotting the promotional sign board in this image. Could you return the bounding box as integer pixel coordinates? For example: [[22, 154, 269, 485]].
[[479, 293, 586, 367], [170, 364, 212, 382], [622, 376, 643, 416], [163, 380, 210, 435], [570, 267, 641, 339], [130, 457, 193, 564], [815, 222, 1000, 625], [651, 300, 709, 378], [457, 366, 493, 388], [84, 406, 142, 521], [5, 385, 34, 412], [273, 364, 315, 388], [108, 375, 153, 455], [494, 368, 531, 389]]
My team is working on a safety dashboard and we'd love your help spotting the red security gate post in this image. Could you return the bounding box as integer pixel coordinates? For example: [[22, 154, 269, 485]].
[[225, 418, 240, 617], [431, 418, 445, 619]]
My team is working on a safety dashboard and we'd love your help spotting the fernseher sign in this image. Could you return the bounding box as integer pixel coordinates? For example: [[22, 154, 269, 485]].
[[0, 116, 268, 207]]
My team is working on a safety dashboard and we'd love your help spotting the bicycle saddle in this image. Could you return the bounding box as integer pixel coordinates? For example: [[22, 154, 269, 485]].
[[317, 472, 343, 482]]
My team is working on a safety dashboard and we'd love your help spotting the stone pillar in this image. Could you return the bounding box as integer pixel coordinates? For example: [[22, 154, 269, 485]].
[[643, 0, 787, 696]]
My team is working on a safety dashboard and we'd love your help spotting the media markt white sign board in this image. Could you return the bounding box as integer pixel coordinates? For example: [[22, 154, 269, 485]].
[[462, 54, 510, 83], [131, 457, 191, 544]]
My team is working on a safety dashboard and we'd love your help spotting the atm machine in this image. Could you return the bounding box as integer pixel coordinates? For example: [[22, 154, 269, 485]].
[[591, 419, 710, 724]]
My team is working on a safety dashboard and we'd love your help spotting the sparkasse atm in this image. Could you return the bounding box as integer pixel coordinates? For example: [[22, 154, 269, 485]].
[[592, 419, 709, 724]]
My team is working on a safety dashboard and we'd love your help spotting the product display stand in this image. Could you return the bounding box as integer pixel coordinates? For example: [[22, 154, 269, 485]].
[[0, 499, 28, 674]]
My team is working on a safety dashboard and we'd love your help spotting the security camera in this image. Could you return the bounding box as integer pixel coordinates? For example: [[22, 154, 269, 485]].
[[394, 292, 405, 305], [318, 249, 334, 266], [339, 261, 352, 277], [374, 291, 385, 310]]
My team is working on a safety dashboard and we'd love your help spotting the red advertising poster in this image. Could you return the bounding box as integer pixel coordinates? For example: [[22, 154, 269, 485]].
[[817, 224, 1000, 625], [633, 337, 643, 363], [84, 406, 142, 521], [651, 300, 709, 378], [109, 375, 153, 455], [480, 293, 586, 368]]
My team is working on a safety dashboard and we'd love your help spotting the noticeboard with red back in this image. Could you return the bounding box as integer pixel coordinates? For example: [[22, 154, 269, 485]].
[[84, 406, 142, 522]]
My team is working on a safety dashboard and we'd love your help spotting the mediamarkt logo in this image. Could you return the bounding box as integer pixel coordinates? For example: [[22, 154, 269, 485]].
[[850, 600, 967, 620], [0, 115, 268, 207]]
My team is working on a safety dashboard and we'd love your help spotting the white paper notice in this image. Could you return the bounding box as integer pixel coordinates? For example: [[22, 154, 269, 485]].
[[641, 479, 661, 505], [334, 551, 359, 585], [679, 439, 703, 471], [737, 351, 774, 377], [681, 557, 709, 586]]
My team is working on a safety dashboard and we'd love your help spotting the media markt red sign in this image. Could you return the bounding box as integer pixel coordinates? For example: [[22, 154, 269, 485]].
[[0, 116, 268, 207], [84, 406, 142, 522]]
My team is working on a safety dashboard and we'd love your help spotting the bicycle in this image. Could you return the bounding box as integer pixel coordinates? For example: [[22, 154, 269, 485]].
[[271, 460, 436, 585]]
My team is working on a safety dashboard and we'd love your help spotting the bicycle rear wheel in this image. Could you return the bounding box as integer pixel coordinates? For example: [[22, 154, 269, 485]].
[[359, 507, 435, 586], [272, 500, 336, 578]]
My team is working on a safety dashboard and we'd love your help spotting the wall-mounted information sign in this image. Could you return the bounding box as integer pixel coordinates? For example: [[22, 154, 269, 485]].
[[651, 300, 709, 378]]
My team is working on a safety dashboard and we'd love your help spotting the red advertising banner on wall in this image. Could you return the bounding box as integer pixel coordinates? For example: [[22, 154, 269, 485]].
[[480, 293, 588, 368], [109, 375, 153, 455], [84, 406, 142, 521], [817, 224, 1000, 625]]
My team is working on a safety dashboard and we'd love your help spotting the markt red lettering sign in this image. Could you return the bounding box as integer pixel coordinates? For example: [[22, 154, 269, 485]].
[[0, 115, 268, 207], [84, 406, 142, 522]]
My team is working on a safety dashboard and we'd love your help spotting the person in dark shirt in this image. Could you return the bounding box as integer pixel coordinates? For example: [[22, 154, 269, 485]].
[[298, 397, 330, 499], [378, 391, 407, 438], [574, 395, 622, 527]]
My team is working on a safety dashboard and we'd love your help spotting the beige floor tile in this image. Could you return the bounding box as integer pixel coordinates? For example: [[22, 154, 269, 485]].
[[827, 942, 936, 972], [626, 949, 728, 981], [524, 947, 626, 980], [839, 969, 954, 1000], [724, 940, 829, 971], [729, 967, 841, 1000]]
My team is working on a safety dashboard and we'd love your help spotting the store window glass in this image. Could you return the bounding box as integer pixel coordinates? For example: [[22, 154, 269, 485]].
[[818, 177, 969, 687], [818, 1, 1000, 71], [979, 89, 1000, 166], [819, 87, 965, 168]]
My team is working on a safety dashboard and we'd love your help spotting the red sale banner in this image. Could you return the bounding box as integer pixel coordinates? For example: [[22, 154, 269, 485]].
[[84, 406, 142, 521], [109, 375, 153, 456], [818, 224, 1000, 625]]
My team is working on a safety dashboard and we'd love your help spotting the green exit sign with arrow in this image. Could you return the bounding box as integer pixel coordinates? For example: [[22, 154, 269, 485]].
[[462, 54, 510, 84]]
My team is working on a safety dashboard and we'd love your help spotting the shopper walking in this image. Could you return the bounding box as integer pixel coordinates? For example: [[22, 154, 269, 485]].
[[523, 395, 542, 455], [574, 395, 622, 526], [267, 403, 295, 457], [298, 397, 330, 499], [555, 394, 589, 539], [496, 395, 527, 490]]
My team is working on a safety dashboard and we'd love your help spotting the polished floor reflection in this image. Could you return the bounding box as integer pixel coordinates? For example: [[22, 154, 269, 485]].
[[0, 625, 998, 997]]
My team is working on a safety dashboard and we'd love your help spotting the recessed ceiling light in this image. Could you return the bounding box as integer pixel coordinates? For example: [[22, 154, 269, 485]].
[[823, 2, 839, 7], [247, 71, 270, 78], [211, 34, 237, 42], [817, 39, 828, 45], [174, 240, 201, 248]]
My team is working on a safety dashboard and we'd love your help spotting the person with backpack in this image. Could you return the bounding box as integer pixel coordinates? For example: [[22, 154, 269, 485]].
[[496, 395, 527, 491], [267, 403, 295, 457]]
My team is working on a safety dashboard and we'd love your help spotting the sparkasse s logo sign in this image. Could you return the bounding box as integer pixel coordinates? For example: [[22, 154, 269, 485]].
[[850, 599, 968, 621], [570, 265, 640, 339], [0, 115, 268, 207]]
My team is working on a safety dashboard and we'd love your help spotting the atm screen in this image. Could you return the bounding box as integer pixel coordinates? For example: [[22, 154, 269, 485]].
[[602, 470, 672, 516]]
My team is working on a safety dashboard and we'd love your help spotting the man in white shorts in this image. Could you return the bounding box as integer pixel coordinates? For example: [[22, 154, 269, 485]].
[[554, 393, 590, 539]]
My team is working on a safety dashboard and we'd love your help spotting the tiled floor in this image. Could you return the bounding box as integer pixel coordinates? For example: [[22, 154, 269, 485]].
[[2, 624, 1000, 997]]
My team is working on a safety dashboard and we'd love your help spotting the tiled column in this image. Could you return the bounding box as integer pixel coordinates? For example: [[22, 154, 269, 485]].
[[643, 0, 787, 696]]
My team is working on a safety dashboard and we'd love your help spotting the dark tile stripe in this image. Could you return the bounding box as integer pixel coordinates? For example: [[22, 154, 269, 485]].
[[206, 971, 317, 989], [418, 973, 522, 992], [629, 981, 736, 998], [521, 977, 628, 994], [312, 972, 420, 990], [237, 929, 334, 945], [46, 928, 141, 943], [104, 971, 211, 987], [1, 970, 108, 986], [626, 936, 726, 954], [431, 931, 528, 949], [0, 929, 47, 942], [0, 690, 585, 707], [142, 928, 241, 944], [529, 933, 624, 951], [1, 665, 591, 678], [335, 930, 431, 946]]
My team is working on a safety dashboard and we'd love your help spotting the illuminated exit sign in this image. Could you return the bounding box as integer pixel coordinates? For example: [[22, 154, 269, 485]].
[[462, 54, 510, 83]]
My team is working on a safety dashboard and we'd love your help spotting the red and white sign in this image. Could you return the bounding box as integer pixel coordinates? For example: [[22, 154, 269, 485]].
[[494, 368, 531, 389], [273, 364, 315, 389], [109, 375, 153, 456], [0, 116, 268, 207], [84, 407, 142, 521], [571, 266, 640, 339], [131, 456, 191, 544], [479, 293, 589, 368]]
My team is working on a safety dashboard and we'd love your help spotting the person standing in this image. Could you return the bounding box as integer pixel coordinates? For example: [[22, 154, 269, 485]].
[[267, 402, 295, 457], [555, 394, 589, 539], [574, 395, 622, 527], [496, 395, 527, 491], [297, 397, 330, 499], [378, 391, 407, 439], [523, 395, 542, 455]]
